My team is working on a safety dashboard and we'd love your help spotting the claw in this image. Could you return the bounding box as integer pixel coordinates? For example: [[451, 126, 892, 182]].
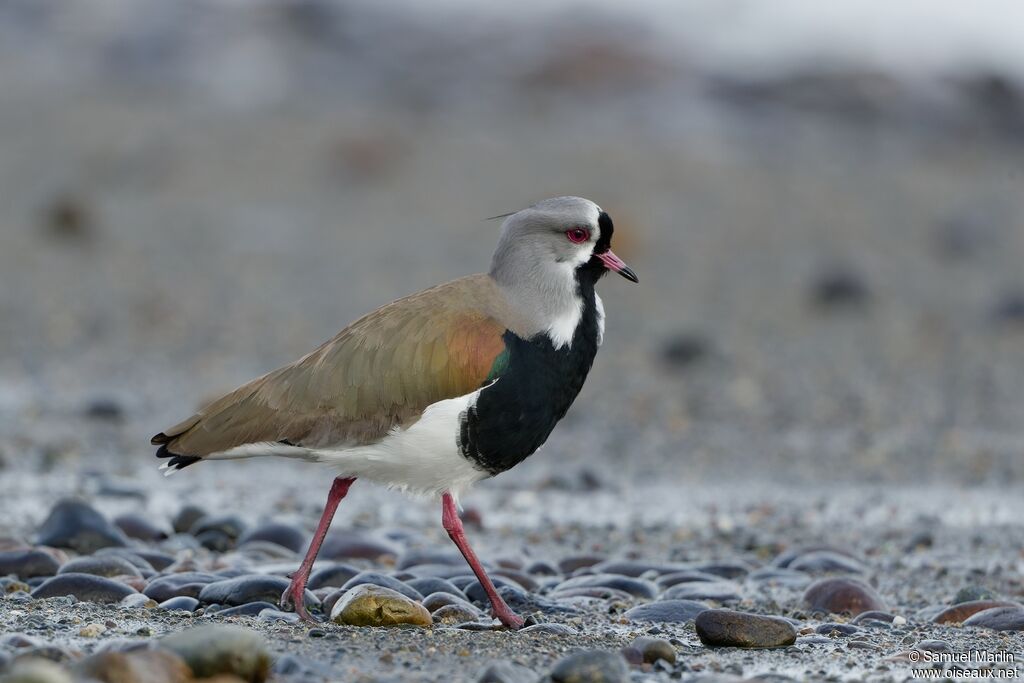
[[280, 581, 317, 623]]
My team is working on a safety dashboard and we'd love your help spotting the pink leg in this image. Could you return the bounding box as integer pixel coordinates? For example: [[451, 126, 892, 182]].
[[281, 476, 356, 622], [441, 492, 525, 630]]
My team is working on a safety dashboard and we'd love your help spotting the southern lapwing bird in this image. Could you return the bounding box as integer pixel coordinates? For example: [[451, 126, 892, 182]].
[[151, 196, 637, 629]]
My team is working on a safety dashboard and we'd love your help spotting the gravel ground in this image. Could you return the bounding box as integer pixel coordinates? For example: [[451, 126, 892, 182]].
[[2, 3, 1024, 681]]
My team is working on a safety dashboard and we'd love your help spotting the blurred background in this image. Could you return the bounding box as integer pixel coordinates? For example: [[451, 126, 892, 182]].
[[2, 0, 1024, 528]]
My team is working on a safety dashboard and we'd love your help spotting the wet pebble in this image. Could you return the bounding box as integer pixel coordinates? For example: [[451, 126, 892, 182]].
[[962, 606, 1024, 631], [746, 568, 812, 589], [422, 591, 477, 613], [953, 586, 998, 604], [526, 560, 559, 576], [159, 596, 199, 612], [238, 522, 307, 554], [657, 570, 726, 588], [198, 574, 318, 609], [628, 636, 676, 664], [787, 551, 866, 575], [143, 572, 220, 602], [477, 661, 537, 683], [34, 499, 128, 553], [557, 555, 605, 574], [553, 573, 657, 598], [521, 623, 575, 635], [330, 584, 431, 627], [406, 577, 468, 600], [623, 599, 708, 623], [31, 573, 137, 603], [307, 563, 361, 590], [803, 577, 886, 616], [74, 649, 190, 683], [171, 505, 206, 534], [695, 609, 797, 648], [548, 650, 628, 683], [57, 555, 141, 579], [94, 548, 159, 575], [662, 580, 741, 602], [340, 571, 423, 600], [433, 602, 483, 624], [112, 513, 168, 542], [815, 622, 859, 636], [214, 601, 279, 617], [162, 624, 271, 682], [932, 600, 1019, 624], [591, 560, 686, 577], [0, 549, 60, 579]]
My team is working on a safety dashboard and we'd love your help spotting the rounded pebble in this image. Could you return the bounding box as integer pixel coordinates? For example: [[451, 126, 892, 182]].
[[629, 636, 676, 664], [161, 624, 271, 682], [237, 522, 307, 554], [624, 599, 709, 623], [663, 580, 741, 602], [549, 650, 628, 683], [340, 571, 423, 600], [552, 573, 657, 599], [307, 563, 361, 590], [0, 549, 60, 579], [803, 577, 886, 616], [34, 499, 128, 553], [31, 573, 137, 603], [932, 600, 1019, 624], [57, 555, 141, 579], [198, 574, 318, 609], [330, 584, 432, 627], [159, 596, 200, 612], [695, 609, 798, 648], [143, 572, 220, 602], [962, 606, 1024, 631]]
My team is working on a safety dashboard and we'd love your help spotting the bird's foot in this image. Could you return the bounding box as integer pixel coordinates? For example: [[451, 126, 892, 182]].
[[280, 579, 317, 624], [493, 607, 525, 630]]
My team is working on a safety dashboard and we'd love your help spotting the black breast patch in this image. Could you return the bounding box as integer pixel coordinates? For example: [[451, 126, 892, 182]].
[[458, 272, 602, 475]]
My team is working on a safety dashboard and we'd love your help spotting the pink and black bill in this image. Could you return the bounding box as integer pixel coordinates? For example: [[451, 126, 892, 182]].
[[594, 211, 638, 282]]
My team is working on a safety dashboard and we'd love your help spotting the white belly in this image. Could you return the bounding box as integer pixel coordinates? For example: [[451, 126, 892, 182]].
[[310, 390, 491, 497]]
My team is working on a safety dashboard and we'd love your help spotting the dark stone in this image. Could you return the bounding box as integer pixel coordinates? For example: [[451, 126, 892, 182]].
[[161, 624, 271, 682], [143, 572, 221, 602], [591, 560, 687, 577], [189, 514, 246, 541], [623, 599, 709, 623], [803, 577, 886, 616], [477, 661, 536, 683], [551, 586, 635, 601], [953, 586, 998, 604], [94, 548, 159, 575], [629, 636, 676, 664], [520, 623, 575, 635], [433, 602, 483, 625], [159, 596, 200, 612], [58, 555, 141, 579], [35, 499, 128, 553], [914, 639, 954, 653], [492, 584, 576, 616], [406, 577, 468, 601], [113, 514, 168, 542], [172, 505, 207, 534], [307, 563, 361, 590], [525, 560, 560, 576], [962, 606, 1024, 631], [494, 570, 538, 592], [932, 600, 1019, 624], [31, 573, 137, 603], [549, 650, 628, 683], [0, 549, 60, 579], [809, 266, 870, 310], [422, 591, 477, 613], [662, 580, 741, 602], [320, 530, 400, 562], [213, 601, 278, 617], [553, 573, 657, 598], [695, 609, 797, 648], [660, 332, 712, 370], [237, 522, 307, 554], [198, 575, 318, 609], [787, 551, 866, 575], [404, 563, 476, 579], [773, 545, 862, 569], [850, 610, 896, 624], [992, 289, 1024, 327], [557, 555, 605, 574], [339, 571, 422, 600], [657, 570, 728, 588], [194, 529, 235, 552], [747, 568, 813, 588], [690, 561, 753, 580], [815, 622, 860, 636]]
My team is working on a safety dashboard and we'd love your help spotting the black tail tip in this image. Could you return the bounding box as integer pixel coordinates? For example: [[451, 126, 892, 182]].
[[155, 444, 201, 472]]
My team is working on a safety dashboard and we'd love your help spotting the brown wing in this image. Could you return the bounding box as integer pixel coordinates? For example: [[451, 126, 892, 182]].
[[153, 275, 511, 461]]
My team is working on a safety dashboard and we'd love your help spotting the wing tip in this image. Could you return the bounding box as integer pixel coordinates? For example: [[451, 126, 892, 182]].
[[154, 443, 202, 473]]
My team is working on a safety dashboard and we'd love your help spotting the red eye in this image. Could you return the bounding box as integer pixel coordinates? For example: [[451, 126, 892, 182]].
[[566, 228, 590, 243]]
